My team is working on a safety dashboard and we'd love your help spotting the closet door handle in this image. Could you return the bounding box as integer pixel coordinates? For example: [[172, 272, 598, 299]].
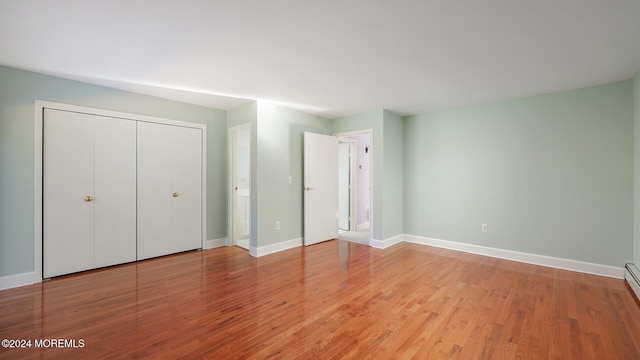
[[173, 192, 180, 198], [85, 195, 94, 202]]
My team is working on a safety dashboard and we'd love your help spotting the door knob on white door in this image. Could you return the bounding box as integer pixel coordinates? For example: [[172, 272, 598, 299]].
[[172, 192, 180, 198], [304, 186, 315, 191], [85, 195, 93, 202]]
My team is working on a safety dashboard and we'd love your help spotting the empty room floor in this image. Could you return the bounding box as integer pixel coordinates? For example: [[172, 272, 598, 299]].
[[1, 240, 639, 359]]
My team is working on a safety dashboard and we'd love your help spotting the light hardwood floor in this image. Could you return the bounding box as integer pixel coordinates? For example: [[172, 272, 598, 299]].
[[1, 240, 639, 359]]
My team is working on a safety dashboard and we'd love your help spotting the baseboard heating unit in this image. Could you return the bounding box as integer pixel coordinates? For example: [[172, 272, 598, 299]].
[[625, 263, 640, 301]]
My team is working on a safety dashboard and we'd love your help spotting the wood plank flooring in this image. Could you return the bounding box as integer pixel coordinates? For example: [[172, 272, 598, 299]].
[[1, 240, 639, 359]]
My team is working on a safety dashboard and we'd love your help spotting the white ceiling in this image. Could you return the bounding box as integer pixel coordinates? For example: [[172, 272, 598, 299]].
[[1, 0, 639, 118]]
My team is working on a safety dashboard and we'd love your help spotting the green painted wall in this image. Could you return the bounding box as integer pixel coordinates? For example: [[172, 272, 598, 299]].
[[255, 101, 330, 247], [382, 110, 404, 240], [0, 65, 227, 277], [634, 72, 640, 265], [227, 102, 256, 128], [404, 81, 633, 266], [1, 63, 635, 277]]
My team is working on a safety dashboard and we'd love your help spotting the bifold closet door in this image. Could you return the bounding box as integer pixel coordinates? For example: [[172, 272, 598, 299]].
[[44, 110, 95, 278], [171, 126, 203, 251], [43, 110, 136, 278], [137, 122, 202, 260], [93, 116, 137, 268]]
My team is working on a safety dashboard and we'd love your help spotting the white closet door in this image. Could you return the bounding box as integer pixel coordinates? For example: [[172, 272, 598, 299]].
[[137, 122, 173, 260], [43, 109, 95, 278], [94, 116, 137, 267], [171, 126, 202, 252]]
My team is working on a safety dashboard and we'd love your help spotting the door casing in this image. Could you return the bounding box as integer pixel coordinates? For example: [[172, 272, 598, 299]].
[[227, 123, 252, 248]]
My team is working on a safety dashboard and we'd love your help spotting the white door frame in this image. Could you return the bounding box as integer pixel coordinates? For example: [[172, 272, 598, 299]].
[[34, 100, 207, 282], [227, 123, 251, 247], [333, 130, 373, 244]]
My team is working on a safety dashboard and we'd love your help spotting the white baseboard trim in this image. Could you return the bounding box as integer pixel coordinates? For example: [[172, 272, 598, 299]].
[[250, 237, 303, 257], [204, 238, 227, 249], [370, 234, 404, 249], [404, 234, 624, 279], [625, 264, 640, 301], [0, 272, 35, 291]]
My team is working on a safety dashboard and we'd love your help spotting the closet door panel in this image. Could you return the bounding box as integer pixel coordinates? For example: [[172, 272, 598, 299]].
[[137, 122, 173, 260], [171, 126, 203, 252], [94, 116, 137, 267], [43, 109, 95, 278]]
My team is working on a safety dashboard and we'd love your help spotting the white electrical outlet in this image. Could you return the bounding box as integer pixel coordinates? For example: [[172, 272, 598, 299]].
[[288, 176, 292, 184], [276, 221, 281, 230], [482, 224, 488, 233]]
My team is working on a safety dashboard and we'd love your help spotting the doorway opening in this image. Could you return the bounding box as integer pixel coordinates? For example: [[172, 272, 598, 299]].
[[337, 132, 372, 245], [229, 124, 251, 250]]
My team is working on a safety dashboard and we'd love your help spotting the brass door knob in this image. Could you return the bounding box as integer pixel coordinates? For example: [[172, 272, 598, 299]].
[[85, 195, 93, 202], [172, 192, 179, 198]]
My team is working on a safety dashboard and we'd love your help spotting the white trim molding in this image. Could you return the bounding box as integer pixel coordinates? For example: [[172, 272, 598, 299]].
[[250, 238, 303, 257], [625, 263, 640, 301], [0, 272, 35, 291], [370, 234, 404, 249], [227, 123, 252, 248], [404, 235, 624, 279], [204, 238, 227, 250]]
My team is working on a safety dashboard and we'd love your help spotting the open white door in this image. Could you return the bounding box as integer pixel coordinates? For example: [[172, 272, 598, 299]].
[[304, 132, 338, 246]]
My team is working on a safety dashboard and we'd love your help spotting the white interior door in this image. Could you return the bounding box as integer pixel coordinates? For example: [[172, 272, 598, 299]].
[[43, 109, 95, 278], [94, 116, 137, 267], [303, 132, 338, 246], [171, 126, 202, 253]]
